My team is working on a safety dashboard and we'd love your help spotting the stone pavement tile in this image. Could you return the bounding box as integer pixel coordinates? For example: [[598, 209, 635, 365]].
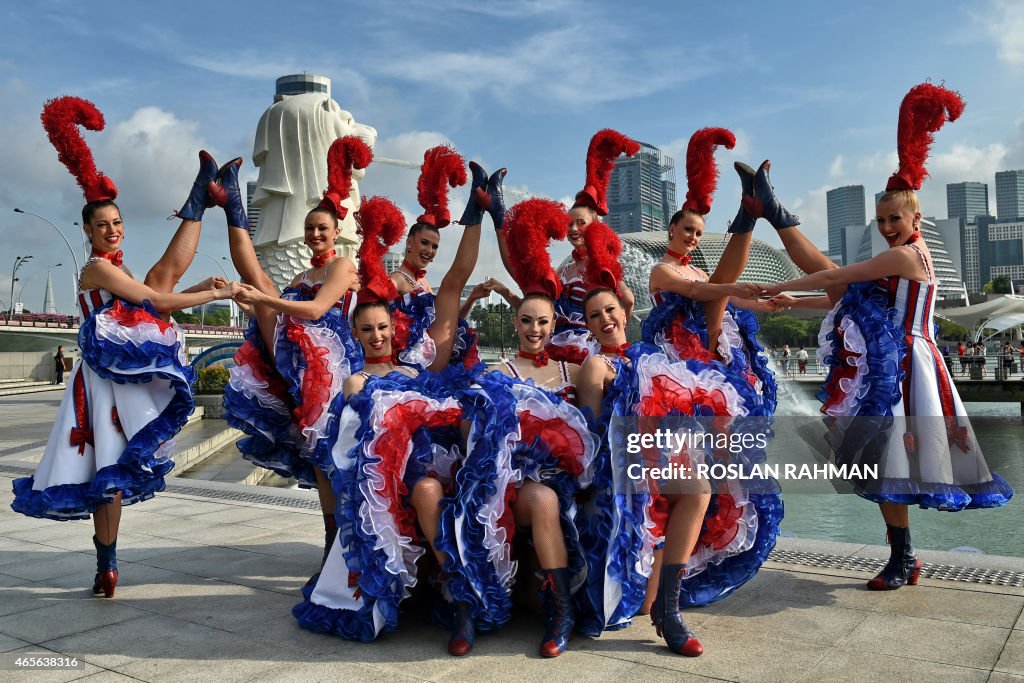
[[0, 548, 93, 582], [0, 578, 86, 618], [616, 663, 730, 682], [0, 513, 60, 535], [132, 496, 239, 518], [5, 522, 97, 552], [185, 505, 318, 532], [96, 533, 201, 564], [73, 672, 140, 682], [0, 645, 103, 681], [432, 645, 640, 683], [224, 531, 325, 563], [135, 517, 282, 548], [0, 540, 68, 569], [839, 612, 1008, 669], [620, 623, 833, 683], [0, 598, 149, 644], [874, 584, 1024, 628], [991, 673, 1024, 682], [754, 570, 888, 611], [139, 545, 312, 595], [800, 648, 990, 683], [45, 562, 197, 598], [995, 629, 1024, 675], [0, 632, 31, 653], [708, 594, 870, 646], [252, 661, 425, 683]]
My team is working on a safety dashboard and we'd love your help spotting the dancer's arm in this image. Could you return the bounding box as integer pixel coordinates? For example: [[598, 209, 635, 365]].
[[650, 264, 760, 302], [459, 282, 491, 320], [577, 356, 610, 418], [180, 277, 228, 294], [235, 258, 358, 320], [428, 224, 481, 371], [343, 373, 367, 399], [81, 261, 238, 312], [762, 246, 923, 295], [486, 278, 521, 309], [774, 294, 834, 310], [619, 282, 636, 321]]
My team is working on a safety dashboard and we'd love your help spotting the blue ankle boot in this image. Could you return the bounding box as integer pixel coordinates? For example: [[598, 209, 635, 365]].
[[218, 158, 249, 231], [742, 160, 800, 230], [868, 525, 921, 590], [92, 535, 118, 598], [448, 601, 476, 656], [728, 162, 757, 234], [539, 567, 574, 657], [652, 563, 702, 656], [175, 150, 225, 222], [458, 161, 489, 226], [486, 168, 507, 232]]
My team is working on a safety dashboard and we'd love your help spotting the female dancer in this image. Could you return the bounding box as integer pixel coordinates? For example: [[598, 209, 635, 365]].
[[220, 137, 364, 567], [11, 96, 239, 597], [389, 146, 494, 371], [576, 220, 781, 656], [439, 198, 597, 657], [291, 183, 484, 642], [757, 83, 1013, 589]]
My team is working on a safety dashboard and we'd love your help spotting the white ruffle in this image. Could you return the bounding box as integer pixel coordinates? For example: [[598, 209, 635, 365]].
[[399, 335, 438, 370]]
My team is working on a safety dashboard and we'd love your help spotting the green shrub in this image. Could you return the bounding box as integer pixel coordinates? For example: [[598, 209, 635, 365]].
[[195, 366, 230, 394]]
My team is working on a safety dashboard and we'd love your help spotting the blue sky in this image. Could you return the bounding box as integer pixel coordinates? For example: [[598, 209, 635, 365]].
[[2, 0, 1023, 314]]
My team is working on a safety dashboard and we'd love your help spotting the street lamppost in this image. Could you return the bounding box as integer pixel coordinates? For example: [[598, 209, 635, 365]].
[[16, 263, 62, 312], [195, 251, 234, 327], [9, 255, 33, 315], [12, 209, 82, 285]]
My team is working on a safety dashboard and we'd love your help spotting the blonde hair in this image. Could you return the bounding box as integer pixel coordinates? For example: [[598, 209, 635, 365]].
[[876, 189, 920, 214]]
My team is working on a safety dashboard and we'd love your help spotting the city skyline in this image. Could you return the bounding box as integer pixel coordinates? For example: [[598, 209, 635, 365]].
[[3, 1, 1024, 313]]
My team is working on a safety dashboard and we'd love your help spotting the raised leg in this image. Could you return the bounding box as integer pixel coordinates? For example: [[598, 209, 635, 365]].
[[704, 231, 754, 348], [430, 224, 482, 368]]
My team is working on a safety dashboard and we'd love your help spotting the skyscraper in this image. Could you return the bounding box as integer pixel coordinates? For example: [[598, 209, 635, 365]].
[[826, 185, 866, 266], [606, 143, 677, 234], [996, 170, 1024, 220], [946, 181, 990, 222], [246, 181, 261, 241]]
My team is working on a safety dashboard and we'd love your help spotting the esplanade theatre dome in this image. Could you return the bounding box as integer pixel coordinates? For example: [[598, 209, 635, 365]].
[[560, 231, 802, 320]]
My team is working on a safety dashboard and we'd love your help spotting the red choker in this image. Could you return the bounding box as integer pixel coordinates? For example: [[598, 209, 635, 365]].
[[601, 343, 630, 358], [571, 249, 586, 263], [311, 250, 336, 268], [403, 259, 426, 281], [904, 231, 921, 245], [364, 354, 392, 365], [91, 249, 123, 267], [666, 248, 692, 266], [517, 350, 549, 367]]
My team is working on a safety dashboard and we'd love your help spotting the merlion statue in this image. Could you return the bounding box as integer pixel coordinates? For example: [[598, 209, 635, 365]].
[[251, 73, 377, 290]]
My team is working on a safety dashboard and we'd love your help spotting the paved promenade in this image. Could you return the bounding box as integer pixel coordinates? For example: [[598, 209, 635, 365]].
[[1, 392, 1024, 681]]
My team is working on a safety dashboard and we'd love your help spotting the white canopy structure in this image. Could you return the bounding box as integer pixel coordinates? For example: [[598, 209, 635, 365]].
[[935, 295, 1024, 341]]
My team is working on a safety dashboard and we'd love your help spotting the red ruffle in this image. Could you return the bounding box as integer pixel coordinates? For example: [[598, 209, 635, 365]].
[[375, 400, 462, 541], [107, 300, 172, 333], [233, 340, 291, 400], [668, 315, 717, 363], [640, 374, 734, 431], [519, 410, 586, 476], [284, 322, 334, 430], [697, 493, 742, 551], [391, 309, 413, 358]]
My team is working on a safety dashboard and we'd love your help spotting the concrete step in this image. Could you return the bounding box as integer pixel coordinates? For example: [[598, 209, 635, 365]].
[[177, 438, 297, 488], [168, 418, 241, 476], [0, 381, 64, 396]]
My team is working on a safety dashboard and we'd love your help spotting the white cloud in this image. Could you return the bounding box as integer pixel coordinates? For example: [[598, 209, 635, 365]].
[[979, 0, 1024, 66], [829, 154, 845, 179]]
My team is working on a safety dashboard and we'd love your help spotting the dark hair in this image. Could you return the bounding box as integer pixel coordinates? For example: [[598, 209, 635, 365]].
[[668, 207, 703, 227], [352, 300, 391, 324], [516, 292, 556, 314], [82, 199, 120, 224], [581, 287, 619, 315], [306, 206, 339, 229], [408, 222, 441, 240]]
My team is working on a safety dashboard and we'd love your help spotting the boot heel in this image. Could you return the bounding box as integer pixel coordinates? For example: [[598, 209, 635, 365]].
[[93, 570, 118, 598], [908, 559, 922, 586]]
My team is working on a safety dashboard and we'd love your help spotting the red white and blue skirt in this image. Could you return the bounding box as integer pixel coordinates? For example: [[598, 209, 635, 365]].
[[818, 280, 1013, 509], [436, 371, 597, 632], [642, 292, 776, 413], [575, 344, 782, 636], [293, 370, 464, 642], [12, 294, 195, 519], [391, 287, 481, 372]]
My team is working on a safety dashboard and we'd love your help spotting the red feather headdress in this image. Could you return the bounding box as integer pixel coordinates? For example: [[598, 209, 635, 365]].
[[41, 96, 118, 203], [356, 196, 405, 305], [574, 129, 640, 216], [582, 220, 624, 292], [416, 145, 467, 228], [681, 127, 736, 215], [502, 199, 570, 299], [319, 136, 373, 220], [886, 83, 965, 192]]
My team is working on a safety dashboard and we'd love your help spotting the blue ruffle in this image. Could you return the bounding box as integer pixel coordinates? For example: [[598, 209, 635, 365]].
[[641, 292, 776, 412], [295, 370, 462, 641], [13, 298, 193, 520], [223, 321, 312, 486], [274, 286, 363, 430]]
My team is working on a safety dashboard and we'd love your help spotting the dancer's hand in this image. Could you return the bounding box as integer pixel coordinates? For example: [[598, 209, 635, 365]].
[[728, 282, 763, 299], [466, 282, 491, 300], [767, 293, 797, 312], [196, 276, 228, 291], [231, 283, 264, 304], [758, 282, 784, 297]]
